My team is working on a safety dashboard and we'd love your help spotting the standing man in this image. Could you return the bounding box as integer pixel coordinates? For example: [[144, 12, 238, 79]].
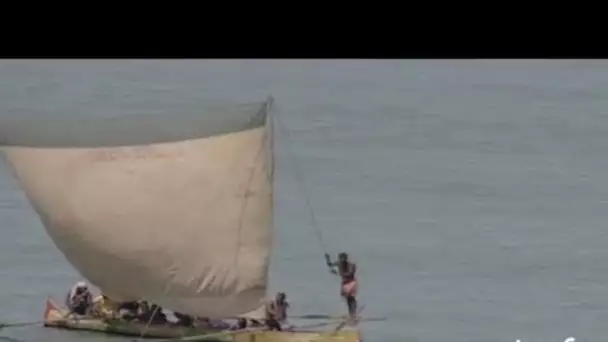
[[325, 252, 358, 318]]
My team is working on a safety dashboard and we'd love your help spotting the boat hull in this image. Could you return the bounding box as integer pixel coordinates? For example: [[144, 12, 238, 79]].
[[43, 297, 221, 338], [232, 330, 361, 342], [43, 298, 361, 341]]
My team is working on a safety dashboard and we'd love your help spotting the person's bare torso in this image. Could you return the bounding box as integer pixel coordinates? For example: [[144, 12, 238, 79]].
[[338, 262, 356, 283]]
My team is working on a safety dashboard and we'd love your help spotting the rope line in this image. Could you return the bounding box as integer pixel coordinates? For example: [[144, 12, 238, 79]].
[[273, 111, 329, 257]]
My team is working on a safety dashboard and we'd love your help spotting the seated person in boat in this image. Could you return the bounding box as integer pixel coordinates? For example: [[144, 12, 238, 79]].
[[65, 281, 93, 316], [196, 317, 211, 328], [149, 304, 168, 324], [249, 319, 263, 327], [264, 292, 289, 331], [231, 318, 248, 331], [135, 300, 150, 321], [116, 301, 139, 321], [173, 312, 194, 327], [91, 295, 119, 319], [325, 252, 358, 318], [136, 301, 167, 325]]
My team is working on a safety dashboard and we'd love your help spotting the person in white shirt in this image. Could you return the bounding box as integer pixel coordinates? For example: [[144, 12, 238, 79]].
[[65, 281, 93, 316]]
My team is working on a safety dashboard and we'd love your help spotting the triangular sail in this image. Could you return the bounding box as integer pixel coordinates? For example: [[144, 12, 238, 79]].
[[0, 97, 274, 318]]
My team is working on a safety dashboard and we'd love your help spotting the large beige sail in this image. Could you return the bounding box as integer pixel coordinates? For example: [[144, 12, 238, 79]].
[[0, 98, 274, 318]]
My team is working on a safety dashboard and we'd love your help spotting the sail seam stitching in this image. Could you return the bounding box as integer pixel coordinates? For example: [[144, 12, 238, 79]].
[[233, 130, 266, 269]]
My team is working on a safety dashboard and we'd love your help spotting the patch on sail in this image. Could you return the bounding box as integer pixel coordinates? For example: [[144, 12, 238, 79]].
[[87, 146, 177, 163]]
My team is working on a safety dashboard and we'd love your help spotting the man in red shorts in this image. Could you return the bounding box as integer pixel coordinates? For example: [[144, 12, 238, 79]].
[[325, 252, 358, 319]]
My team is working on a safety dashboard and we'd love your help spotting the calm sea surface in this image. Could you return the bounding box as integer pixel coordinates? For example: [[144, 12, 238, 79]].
[[1, 60, 608, 342]]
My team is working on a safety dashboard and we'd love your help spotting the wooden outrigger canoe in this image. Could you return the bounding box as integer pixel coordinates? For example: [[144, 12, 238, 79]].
[[43, 298, 222, 338], [43, 298, 362, 341]]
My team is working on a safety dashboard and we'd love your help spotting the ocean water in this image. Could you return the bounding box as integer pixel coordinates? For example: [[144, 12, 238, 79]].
[[1, 59, 608, 342]]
